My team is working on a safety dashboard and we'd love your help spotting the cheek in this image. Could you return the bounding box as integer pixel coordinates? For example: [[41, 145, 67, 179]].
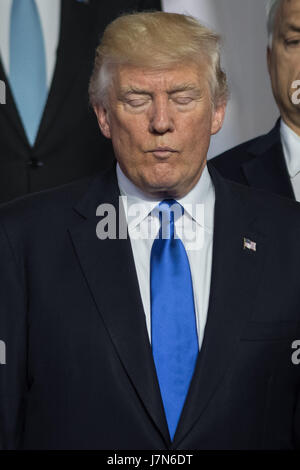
[[272, 53, 296, 86], [286, 58, 300, 86], [109, 120, 148, 169], [113, 116, 147, 148], [183, 117, 212, 149]]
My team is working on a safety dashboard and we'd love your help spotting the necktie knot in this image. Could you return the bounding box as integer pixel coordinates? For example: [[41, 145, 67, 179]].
[[157, 199, 183, 239]]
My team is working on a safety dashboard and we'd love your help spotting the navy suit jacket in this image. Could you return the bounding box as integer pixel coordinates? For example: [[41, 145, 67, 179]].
[[0, 162, 300, 449], [210, 120, 295, 200], [0, 0, 161, 203]]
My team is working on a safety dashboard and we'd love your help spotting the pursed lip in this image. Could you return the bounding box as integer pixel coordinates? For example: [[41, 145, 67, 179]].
[[147, 146, 178, 153]]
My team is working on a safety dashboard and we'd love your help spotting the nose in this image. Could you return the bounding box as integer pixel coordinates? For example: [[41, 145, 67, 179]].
[[148, 95, 174, 134]]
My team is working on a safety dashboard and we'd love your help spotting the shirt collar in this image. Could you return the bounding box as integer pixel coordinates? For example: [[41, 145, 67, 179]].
[[116, 162, 215, 234], [280, 118, 300, 178]]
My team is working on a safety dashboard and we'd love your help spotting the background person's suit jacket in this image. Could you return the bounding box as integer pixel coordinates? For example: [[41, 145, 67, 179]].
[[0, 0, 161, 203], [210, 119, 296, 200], [0, 162, 299, 450]]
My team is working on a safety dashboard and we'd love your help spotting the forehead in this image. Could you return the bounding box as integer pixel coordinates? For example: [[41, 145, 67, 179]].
[[113, 63, 208, 92], [276, 0, 300, 30]]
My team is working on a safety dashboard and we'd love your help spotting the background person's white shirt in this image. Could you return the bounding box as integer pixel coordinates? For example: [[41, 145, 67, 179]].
[[116, 163, 215, 350], [280, 119, 300, 202], [0, 0, 61, 88]]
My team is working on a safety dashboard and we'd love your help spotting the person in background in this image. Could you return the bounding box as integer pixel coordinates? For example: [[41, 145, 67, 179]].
[[211, 0, 300, 201], [0, 0, 161, 203]]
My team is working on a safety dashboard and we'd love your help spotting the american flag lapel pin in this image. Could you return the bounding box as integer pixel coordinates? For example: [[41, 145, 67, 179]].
[[243, 237, 256, 252]]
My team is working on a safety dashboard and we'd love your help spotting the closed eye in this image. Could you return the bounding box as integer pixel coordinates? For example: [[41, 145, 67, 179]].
[[285, 38, 300, 46], [172, 97, 194, 105], [125, 98, 150, 107]]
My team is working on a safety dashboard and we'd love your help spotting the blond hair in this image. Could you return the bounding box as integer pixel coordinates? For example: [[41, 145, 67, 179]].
[[89, 11, 228, 108]]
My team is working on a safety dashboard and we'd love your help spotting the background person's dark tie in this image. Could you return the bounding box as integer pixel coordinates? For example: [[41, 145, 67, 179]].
[[150, 199, 198, 441], [10, 0, 47, 145]]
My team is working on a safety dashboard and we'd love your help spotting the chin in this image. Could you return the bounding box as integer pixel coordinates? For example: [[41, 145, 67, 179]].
[[149, 169, 180, 186], [143, 178, 181, 198], [147, 175, 178, 189]]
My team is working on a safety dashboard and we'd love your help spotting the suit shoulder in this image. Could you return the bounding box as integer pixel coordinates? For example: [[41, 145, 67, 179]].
[[209, 123, 281, 184], [211, 134, 267, 169], [0, 177, 92, 226], [226, 175, 300, 223]]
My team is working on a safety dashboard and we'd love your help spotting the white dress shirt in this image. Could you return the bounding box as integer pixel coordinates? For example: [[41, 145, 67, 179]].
[[116, 163, 215, 350], [0, 0, 61, 88], [280, 118, 300, 202]]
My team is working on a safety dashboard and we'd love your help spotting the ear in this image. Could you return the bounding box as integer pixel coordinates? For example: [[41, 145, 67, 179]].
[[93, 105, 111, 139], [210, 101, 226, 135]]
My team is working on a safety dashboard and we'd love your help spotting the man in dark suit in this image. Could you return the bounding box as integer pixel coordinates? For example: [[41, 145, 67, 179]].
[[0, 11, 300, 450], [0, 0, 161, 203], [211, 0, 300, 201]]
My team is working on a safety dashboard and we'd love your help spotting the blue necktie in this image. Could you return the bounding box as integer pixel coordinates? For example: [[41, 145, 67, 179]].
[[10, 0, 47, 145], [150, 199, 198, 441]]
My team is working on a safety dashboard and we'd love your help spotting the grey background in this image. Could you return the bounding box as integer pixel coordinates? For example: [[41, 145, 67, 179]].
[[163, 0, 278, 157]]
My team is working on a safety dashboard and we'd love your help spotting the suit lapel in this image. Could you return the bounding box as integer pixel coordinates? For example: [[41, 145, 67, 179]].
[[172, 164, 268, 447], [0, 0, 94, 149], [69, 165, 171, 447], [241, 121, 295, 200], [35, 0, 94, 146], [0, 59, 28, 145]]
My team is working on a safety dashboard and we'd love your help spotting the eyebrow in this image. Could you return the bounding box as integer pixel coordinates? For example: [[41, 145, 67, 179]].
[[284, 23, 300, 33], [120, 83, 202, 97], [167, 84, 202, 94]]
